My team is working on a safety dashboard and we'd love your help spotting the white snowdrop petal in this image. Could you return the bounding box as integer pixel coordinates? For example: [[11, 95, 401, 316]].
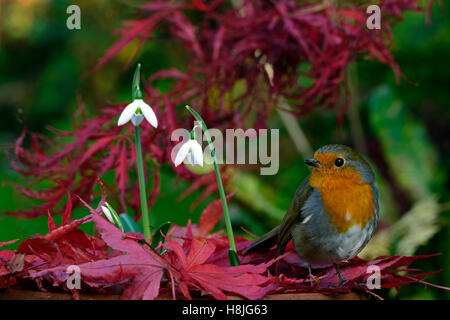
[[190, 140, 204, 167], [174, 141, 191, 167], [101, 206, 115, 224], [139, 100, 158, 128], [186, 152, 196, 166], [117, 100, 139, 126]]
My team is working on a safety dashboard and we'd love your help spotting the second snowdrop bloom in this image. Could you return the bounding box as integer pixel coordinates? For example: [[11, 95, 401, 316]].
[[101, 204, 115, 224], [117, 99, 158, 128], [101, 202, 124, 231], [174, 138, 204, 167]]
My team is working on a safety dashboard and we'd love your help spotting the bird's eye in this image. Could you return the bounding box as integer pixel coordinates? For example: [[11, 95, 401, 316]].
[[334, 158, 345, 167]]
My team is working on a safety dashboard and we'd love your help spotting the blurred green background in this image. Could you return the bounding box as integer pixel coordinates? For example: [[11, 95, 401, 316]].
[[0, 0, 449, 299]]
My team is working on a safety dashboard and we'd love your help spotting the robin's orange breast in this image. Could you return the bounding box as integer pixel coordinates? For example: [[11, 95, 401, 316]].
[[309, 167, 375, 233]]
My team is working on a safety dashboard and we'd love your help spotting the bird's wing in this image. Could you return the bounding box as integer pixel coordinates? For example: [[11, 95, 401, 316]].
[[242, 175, 313, 256], [276, 175, 313, 255], [242, 225, 280, 255]]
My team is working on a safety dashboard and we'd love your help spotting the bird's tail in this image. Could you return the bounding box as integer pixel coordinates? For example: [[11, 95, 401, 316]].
[[242, 225, 280, 255]]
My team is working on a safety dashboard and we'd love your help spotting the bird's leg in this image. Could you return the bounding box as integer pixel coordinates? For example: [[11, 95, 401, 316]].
[[307, 264, 314, 286], [333, 263, 349, 287], [307, 264, 320, 286]]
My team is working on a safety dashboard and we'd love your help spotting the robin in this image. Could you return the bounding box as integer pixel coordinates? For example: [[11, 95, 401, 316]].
[[243, 144, 379, 285]]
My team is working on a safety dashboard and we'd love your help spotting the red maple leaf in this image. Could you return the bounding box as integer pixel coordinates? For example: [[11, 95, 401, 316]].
[[2, 198, 449, 299], [29, 214, 167, 299], [163, 231, 276, 300]]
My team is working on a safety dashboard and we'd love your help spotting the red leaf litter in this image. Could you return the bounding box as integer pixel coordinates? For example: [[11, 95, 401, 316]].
[[1, 198, 448, 300], [5, 0, 428, 220]]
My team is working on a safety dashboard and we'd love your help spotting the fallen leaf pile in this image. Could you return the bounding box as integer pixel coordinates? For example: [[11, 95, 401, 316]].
[[1, 198, 448, 300]]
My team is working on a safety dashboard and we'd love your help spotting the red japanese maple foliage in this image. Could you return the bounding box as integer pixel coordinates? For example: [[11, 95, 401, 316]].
[[1, 197, 448, 300], [6, 0, 427, 219]]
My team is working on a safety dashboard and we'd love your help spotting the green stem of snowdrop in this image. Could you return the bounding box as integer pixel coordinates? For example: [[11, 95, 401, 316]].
[[185, 105, 240, 266], [135, 125, 151, 241]]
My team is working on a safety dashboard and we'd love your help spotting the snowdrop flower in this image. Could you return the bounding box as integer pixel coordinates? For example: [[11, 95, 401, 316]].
[[174, 138, 204, 167], [101, 204, 115, 224], [101, 202, 124, 231], [117, 99, 158, 128]]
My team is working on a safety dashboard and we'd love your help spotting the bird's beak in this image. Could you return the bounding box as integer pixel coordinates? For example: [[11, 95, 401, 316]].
[[304, 158, 321, 168]]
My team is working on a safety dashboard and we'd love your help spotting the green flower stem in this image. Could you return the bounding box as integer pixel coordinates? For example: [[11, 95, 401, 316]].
[[134, 125, 151, 241], [186, 105, 240, 266]]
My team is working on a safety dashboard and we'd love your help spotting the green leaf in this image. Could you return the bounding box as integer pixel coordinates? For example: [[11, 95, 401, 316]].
[[368, 85, 445, 200], [230, 170, 287, 222], [119, 213, 142, 233], [151, 221, 172, 248]]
